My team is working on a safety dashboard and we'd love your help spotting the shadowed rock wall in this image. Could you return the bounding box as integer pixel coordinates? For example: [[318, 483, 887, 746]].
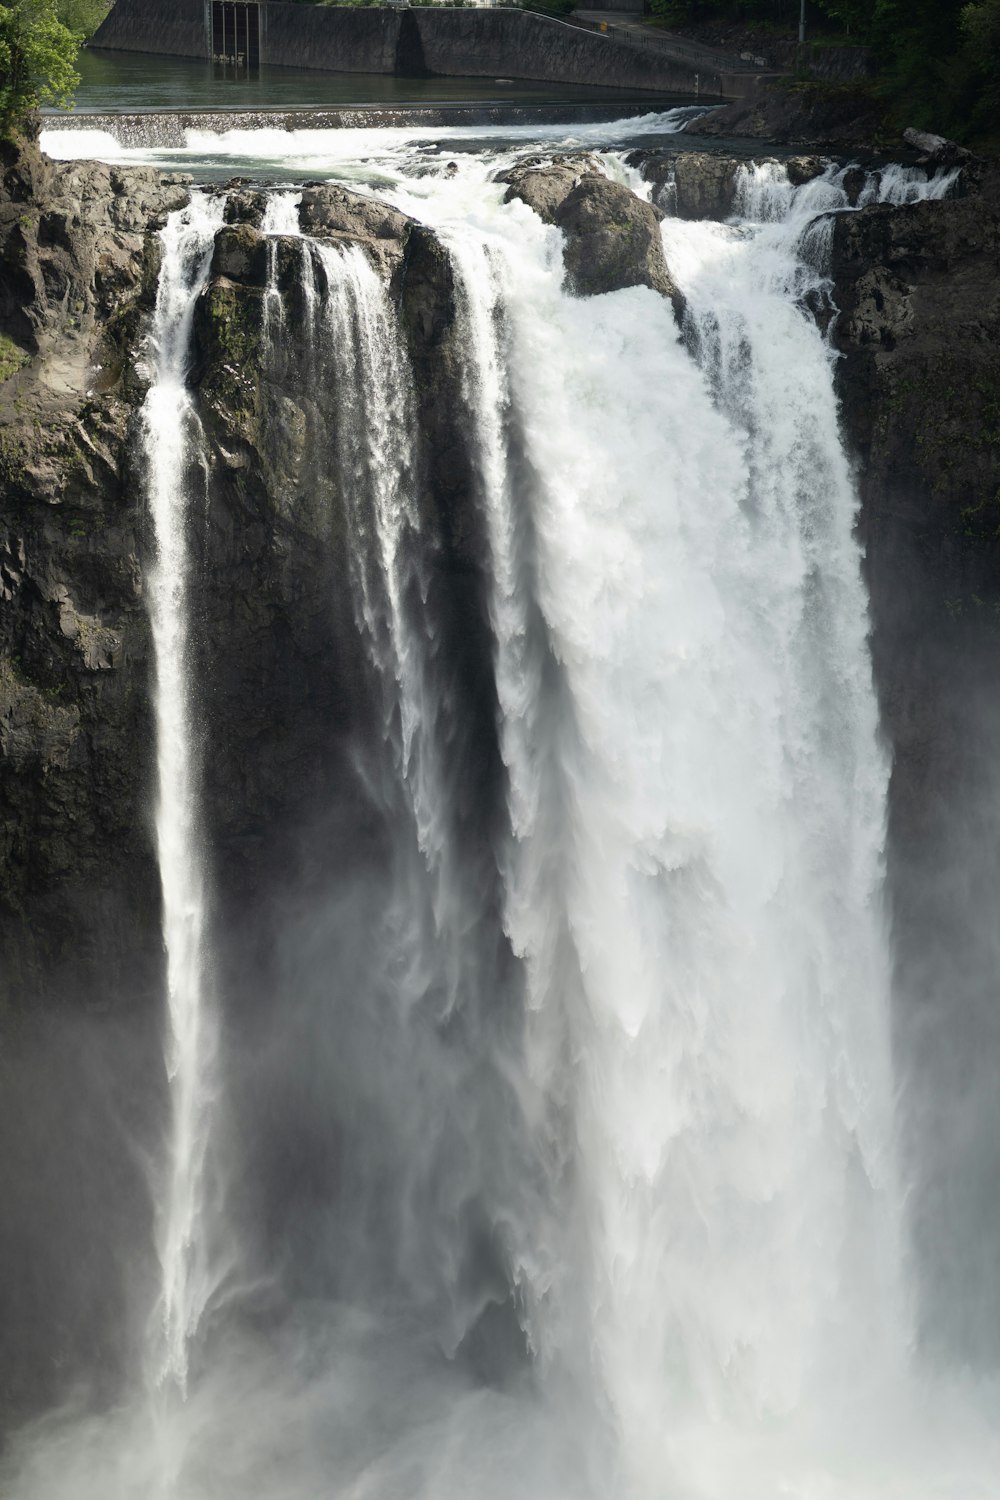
[[0, 136, 189, 1425], [830, 165, 1000, 1363]]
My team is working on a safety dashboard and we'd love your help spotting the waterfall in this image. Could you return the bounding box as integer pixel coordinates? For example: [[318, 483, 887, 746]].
[[433, 166, 903, 1491], [10, 129, 1000, 1500], [142, 193, 227, 1394]]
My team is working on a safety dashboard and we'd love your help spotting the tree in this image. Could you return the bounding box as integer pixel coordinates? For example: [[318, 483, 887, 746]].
[[961, 0, 1000, 50], [960, 0, 1000, 130], [55, 0, 111, 37], [0, 0, 80, 136]]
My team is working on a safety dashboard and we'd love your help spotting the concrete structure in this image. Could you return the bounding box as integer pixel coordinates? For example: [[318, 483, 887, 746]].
[[91, 1, 764, 100]]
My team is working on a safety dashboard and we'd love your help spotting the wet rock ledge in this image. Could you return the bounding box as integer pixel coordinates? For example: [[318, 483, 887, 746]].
[[500, 154, 682, 312]]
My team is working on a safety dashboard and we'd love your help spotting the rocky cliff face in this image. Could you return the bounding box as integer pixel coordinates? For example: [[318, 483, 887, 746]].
[[178, 182, 508, 1022], [0, 142, 697, 1028], [829, 161, 1000, 1359], [0, 137, 190, 1014], [0, 132, 191, 1423], [0, 147, 524, 1417]]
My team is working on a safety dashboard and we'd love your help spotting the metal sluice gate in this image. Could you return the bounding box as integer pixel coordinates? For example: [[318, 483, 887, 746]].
[[211, 1, 261, 69]]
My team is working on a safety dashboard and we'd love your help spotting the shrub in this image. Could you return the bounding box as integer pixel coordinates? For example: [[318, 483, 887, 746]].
[[0, 0, 80, 135]]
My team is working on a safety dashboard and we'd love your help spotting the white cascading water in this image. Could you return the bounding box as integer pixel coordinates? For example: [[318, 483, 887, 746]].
[[261, 189, 302, 334], [431, 166, 900, 1495], [12, 123, 998, 1499], [316, 239, 483, 1028], [142, 192, 227, 1395]]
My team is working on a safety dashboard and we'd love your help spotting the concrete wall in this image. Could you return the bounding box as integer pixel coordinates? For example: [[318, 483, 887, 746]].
[[413, 9, 728, 93], [92, 0, 209, 60], [258, 5, 403, 75], [91, 2, 742, 98]]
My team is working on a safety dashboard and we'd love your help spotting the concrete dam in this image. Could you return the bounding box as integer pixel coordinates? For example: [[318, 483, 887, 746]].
[[90, 0, 762, 100]]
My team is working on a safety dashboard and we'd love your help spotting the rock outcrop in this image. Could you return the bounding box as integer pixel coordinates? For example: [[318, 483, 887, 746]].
[[170, 183, 504, 1000], [831, 159, 1000, 836], [500, 156, 681, 311], [0, 135, 190, 1014], [901, 126, 974, 168], [627, 149, 823, 220], [690, 80, 887, 147], [0, 130, 194, 1428], [832, 165, 1000, 638], [830, 161, 1000, 1355]]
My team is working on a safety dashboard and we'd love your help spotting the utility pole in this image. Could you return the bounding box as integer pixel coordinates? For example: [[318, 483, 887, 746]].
[[799, 0, 806, 44]]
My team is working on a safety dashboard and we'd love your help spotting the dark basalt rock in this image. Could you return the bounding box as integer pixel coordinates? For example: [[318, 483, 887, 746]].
[[643, 151, 820, 220], [224, 186, 268, 228], [0, 136, 192, 1018], [627, 150, 823, 221], [688, 81, 886, 148], [830, 160, 1000, 805], [187, 182, 495, 928], [830, 162, 1000, 1353], [901, 127, 974, 169], [558, 175, 677, 304], [211, 220, 269, 284], [501, 156, 682, 313], [298, 183, 413, 283], [0, 131, 191, 1429], [499, 153, 594, 221]]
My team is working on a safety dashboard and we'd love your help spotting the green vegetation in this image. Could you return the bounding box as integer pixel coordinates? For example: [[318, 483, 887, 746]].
[[0, 0, 82, 134], [647, 0, 1000, 142], [0, 333, 29, 383], [54, 0, 110, 37]]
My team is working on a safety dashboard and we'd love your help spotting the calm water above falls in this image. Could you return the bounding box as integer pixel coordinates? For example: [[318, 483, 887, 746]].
[[11, 122, 999, 1498], [48, 46, 688, 114]]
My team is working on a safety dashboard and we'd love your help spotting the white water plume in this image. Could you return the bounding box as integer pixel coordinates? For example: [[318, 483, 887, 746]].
[[394, 154, 997, 1494], [261, 190, 302, 335], [457, 186, 893, 1477], [142, 192, 227, 1394], [730, 158, 959, 237], [38, 108, 699, 173]]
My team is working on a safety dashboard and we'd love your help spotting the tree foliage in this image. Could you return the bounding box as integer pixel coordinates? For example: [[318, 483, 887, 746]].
[[0, 0, 80, 134], [647, 0, 1000, 141], [54, 0, 110, 39]]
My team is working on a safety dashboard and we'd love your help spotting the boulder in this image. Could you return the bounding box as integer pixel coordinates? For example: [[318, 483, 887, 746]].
[[502, 157, 681, 312], [902, 127, 974, 167], [211, 221, 269, 285], [298, 184, 413, 280], [687, 81, 887, 148]]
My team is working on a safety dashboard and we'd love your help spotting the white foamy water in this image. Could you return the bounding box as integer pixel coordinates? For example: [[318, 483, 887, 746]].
[[7, 130, 999, 1500], [37, 107, 695, 167], [142, 193, 228, 1395], [729, 157, 959, 230], [425, 166, 903, 1495]]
